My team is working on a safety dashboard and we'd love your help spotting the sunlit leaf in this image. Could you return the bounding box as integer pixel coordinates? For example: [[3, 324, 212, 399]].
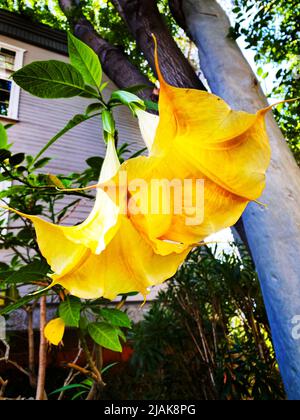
[[68, 32, 102, 87], [12, 60, 85, 98]]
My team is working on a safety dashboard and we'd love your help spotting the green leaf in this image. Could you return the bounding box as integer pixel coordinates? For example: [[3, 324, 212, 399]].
[[86, 156, 104, 170], [49, 383, 88, 396], [4, 123, 14, 130], [101, 362, 118, 375], [79, 316, 89, 332], [0, 290, 47, 315], [100, 81, 109, 92], [110, 90, 145, 109], [79, 85, 99, 98], [33, 157, 51, 170], [71, 391, 88, 400], [6, 260, 50, 284], [88, 322, 123, 352], [9, 153, 25, 166], [0, 149, 11, 162], [12, 60, 85, 98], [68, 32, 102, 87], [257, 67, 264, 77], [102, 110, 115, 135], [262, 71, 269, 80], [85, 102, 103, 115], [0, 123, 8, 149], [129, 147, 147, 159], [100, 308, 132, 329], [59, 296, 82, 327], [144, 100, 159, 112]]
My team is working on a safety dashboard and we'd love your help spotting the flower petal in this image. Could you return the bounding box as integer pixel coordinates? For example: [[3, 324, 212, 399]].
[[151, 35, 271, 201], [136, 109, 159, 153], [2, 139, 121, 275], [44, 317, 65, 346], [123, 154, 248, 248], [52, 216, 190, 300]]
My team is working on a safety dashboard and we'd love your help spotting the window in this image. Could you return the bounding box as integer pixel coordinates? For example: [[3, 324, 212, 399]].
[[0, 42, 25, 120]]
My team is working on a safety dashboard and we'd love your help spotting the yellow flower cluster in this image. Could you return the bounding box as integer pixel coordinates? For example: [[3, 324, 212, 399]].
[[5, 41, 275, 345]]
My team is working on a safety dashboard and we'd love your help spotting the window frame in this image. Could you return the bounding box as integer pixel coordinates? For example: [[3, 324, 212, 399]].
[[0, 41, 26, 120]]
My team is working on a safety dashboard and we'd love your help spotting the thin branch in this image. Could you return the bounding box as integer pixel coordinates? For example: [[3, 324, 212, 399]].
[[35, 296, 47, 400], [27, 307, 37, 388], [58, 344, 83, 400], [0, 359, 30, 377], [0, 377, 8, 398]]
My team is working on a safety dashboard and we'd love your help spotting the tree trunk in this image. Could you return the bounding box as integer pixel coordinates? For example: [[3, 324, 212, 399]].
[[58, 0, 154, 99], [111, 0, 205, 89], [170, 0, 300, 400]]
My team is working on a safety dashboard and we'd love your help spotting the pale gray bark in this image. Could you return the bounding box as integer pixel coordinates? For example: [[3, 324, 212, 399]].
[[172, 0, 300, 399]]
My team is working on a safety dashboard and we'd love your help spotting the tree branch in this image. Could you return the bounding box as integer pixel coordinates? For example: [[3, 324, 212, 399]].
[[58, 0, 154, 99], [35, 296, 47, 400], [111, 0, 205, 89]]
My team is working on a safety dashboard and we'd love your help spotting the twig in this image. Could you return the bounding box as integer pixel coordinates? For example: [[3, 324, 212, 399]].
[[27, 306, 37, 388], [65, 363, 98, 380], [199, 12, 218, 17], [0, 339, 10, 361], [0, 339, 30, 377], [58, 345, 83, 400], [0, 377, 8, 398], [35, 296, 47, 400], [0, 359, 30, 377], [79, 334, 105, 400], [9, 246, 30, 264], [58, 199, 82, 224]]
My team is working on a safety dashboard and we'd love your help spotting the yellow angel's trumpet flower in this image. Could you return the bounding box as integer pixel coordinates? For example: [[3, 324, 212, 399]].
[[1, 136, 190, 300], [44, 317, 65, 346], [123, 36, 278, 247], [4, 138, 121, 278]]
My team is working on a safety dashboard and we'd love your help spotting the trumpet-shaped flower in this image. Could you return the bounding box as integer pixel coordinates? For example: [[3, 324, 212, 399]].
[[3, 137, 189, 300], [123, 37, 274, 247]]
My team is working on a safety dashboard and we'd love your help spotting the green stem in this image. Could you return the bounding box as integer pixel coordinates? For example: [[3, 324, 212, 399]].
[[30, 112, 103, 168]]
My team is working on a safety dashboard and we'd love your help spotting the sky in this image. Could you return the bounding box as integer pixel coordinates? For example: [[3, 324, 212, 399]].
[[218, 0, 283, 101]]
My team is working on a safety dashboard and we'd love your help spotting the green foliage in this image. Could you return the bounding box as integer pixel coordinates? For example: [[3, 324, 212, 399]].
[[104, 246, 284, 400], [0, 0, 68, 29], [88, 322, 124, 352], [102, 110, 116, 136], [3, 260, 50, 285], [100, 308, 132, 329], [59, 296, 82, 328], [232, 0, 300, 164]]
